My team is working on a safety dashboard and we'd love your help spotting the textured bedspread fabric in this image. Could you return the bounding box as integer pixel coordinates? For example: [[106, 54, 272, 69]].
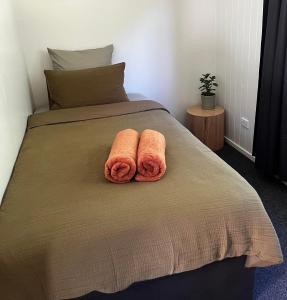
[[0, 101, 282, 300]]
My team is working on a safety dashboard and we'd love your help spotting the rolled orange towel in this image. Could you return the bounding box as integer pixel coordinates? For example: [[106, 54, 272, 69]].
[[105, 129, 140, 183], [135, 129, 166, 182]]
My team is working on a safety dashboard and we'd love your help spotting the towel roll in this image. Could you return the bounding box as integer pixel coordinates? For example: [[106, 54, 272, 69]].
[[105, 129, 140, 183], [135, 129, 166, 182]]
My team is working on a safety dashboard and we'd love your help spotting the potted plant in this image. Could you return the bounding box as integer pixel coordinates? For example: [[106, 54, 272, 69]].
[[199, 73, 218, 110]]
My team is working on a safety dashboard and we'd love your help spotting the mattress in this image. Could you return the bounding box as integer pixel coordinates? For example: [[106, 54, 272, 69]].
[[0, 100, 283, 300]]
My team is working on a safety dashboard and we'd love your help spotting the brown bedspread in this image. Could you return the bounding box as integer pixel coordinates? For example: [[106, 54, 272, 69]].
[[0, 100, 282, 300]]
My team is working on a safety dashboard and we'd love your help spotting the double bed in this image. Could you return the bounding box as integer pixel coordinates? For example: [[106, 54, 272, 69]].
[[0, 100, 282, 300]]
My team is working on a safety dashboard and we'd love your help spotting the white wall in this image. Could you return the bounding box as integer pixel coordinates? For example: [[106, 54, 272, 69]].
[[0, 0, 32, 203], [216, 0, 263, 155], [11, 0, 262, 154], [12, 0, 217, 122]]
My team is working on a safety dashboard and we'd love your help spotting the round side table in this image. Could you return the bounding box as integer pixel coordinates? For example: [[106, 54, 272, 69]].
[[186, 105, 225, 151]]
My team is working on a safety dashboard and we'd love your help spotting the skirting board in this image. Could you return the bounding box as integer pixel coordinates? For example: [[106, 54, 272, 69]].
[[224, 137, 255, 163], [225, 138, 287, 186]]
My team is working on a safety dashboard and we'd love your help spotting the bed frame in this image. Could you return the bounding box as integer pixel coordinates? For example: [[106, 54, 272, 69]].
[[72, 256, 255, 300]]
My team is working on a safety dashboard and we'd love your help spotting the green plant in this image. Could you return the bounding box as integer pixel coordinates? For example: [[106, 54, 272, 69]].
[[199, 73, 218, 96]]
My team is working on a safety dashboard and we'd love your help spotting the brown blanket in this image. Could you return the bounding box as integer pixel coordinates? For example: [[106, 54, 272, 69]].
[[0, 100, 282, 300]]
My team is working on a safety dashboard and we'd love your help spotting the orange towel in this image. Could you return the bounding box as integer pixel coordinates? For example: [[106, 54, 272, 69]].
[[135, 129, 166, 182], [105, 129, 140, 183]]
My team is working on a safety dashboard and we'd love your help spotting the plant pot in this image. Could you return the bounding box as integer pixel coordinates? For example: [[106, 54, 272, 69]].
[[201, 94, 216, 110]]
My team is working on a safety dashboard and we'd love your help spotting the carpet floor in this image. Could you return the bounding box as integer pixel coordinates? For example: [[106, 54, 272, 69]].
[[217, 144, 287, 300]]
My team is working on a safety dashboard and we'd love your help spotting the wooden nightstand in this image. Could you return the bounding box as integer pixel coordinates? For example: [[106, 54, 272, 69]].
[[186, 105, 225, 151]]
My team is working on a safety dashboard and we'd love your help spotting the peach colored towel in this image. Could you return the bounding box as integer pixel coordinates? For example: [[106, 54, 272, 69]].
[[135, 129, 166, 182], [105, 129, 140, 183]]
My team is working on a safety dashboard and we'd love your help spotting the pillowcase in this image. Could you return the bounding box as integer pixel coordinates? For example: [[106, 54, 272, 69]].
[[44, 63, 129, 110], [47, 45, 113, 70]]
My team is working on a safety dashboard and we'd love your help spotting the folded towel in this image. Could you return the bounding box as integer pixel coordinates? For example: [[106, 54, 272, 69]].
[[135, 129, 166, 182], [105, 129, 140, 183]]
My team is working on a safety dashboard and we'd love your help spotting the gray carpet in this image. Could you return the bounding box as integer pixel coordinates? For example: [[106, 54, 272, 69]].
[[217, 144, 287, 300]]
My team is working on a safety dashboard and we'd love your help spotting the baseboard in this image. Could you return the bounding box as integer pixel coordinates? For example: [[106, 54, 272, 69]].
[[225, 138, 287, 186], [224, 137, 255, 162]]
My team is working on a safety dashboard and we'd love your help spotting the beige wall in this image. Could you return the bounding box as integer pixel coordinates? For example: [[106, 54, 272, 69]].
[[0, 0, 32, 203]]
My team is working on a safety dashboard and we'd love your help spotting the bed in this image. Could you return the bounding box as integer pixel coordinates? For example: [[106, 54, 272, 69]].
[[0, 100, 282, 300]]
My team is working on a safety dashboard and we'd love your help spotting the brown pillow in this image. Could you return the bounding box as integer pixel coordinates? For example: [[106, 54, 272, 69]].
[[44, 63, 129, 110]]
